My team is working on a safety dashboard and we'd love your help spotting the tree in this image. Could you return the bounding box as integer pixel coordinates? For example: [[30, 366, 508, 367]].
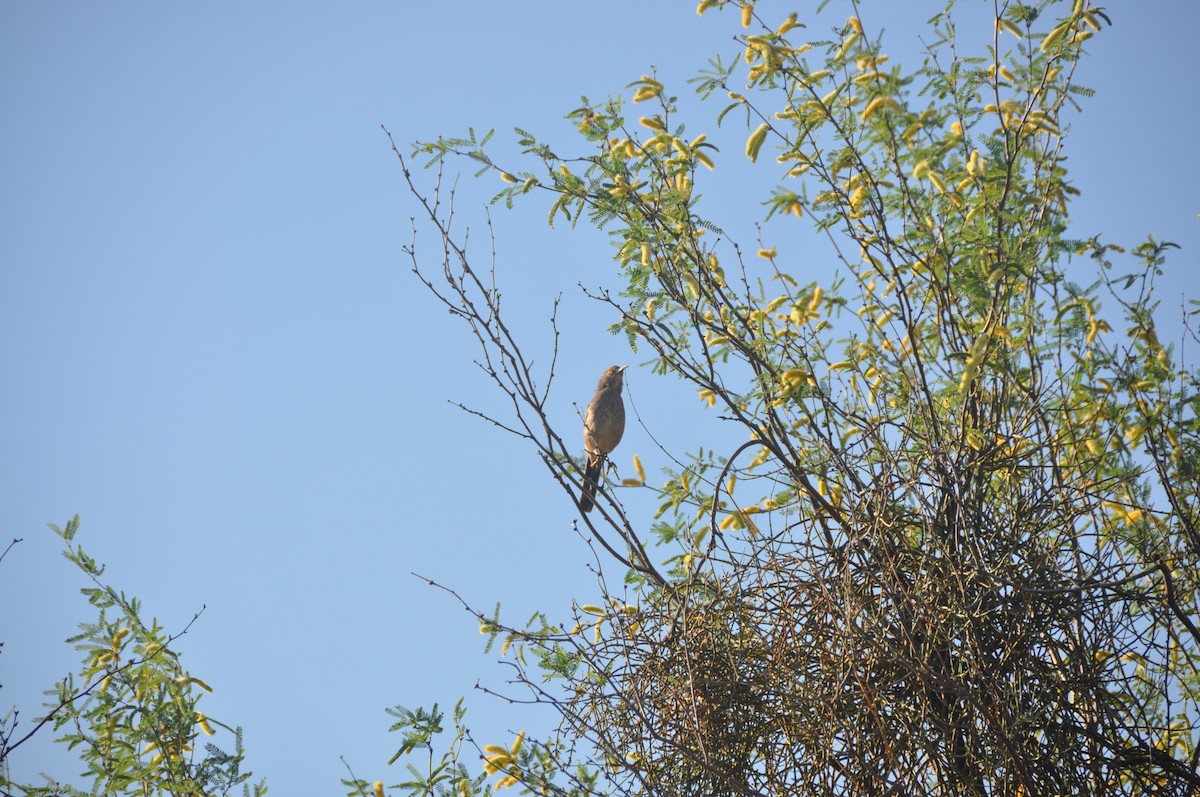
[[0, 519, 265, 797], [386, 0, 1199, 794]]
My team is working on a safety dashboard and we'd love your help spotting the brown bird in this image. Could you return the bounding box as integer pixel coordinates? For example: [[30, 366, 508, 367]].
[[580, 365, 627, 513]]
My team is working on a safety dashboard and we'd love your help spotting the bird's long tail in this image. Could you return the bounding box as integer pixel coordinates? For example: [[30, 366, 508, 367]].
[[580, 455, 603, 513]]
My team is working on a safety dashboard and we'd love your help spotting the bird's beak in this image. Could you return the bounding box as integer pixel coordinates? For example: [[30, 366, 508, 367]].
[[618, 365, 628, 373]]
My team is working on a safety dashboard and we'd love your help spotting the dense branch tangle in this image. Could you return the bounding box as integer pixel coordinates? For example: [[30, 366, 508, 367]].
[[399, 1, 1200, 795]]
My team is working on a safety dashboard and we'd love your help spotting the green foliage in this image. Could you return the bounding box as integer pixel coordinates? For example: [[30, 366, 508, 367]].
[[0, 518, 264, 797], [395, 0, 1199, 794], [341, 701, 486, 797]]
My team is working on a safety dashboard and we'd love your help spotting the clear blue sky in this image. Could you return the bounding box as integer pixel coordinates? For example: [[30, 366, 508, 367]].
[[2, 2, 1196, 794]]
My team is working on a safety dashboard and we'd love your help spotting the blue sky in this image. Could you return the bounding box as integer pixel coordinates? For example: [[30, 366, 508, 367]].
[[2, 2, 1197, 794]]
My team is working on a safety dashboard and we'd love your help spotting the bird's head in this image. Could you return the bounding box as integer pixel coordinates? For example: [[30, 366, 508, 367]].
[[598, 365, 627, 391]]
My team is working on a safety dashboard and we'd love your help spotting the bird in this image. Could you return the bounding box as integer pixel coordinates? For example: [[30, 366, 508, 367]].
[[580, 365, 627, 513]]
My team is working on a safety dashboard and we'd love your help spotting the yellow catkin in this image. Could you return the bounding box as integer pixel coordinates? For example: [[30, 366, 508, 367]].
[[998, 18, 1023, 38], [860, 96, 899, 121], [196, 712, 216, 736], [746, 122, 770, 162], [1040, 21, 1070, 52]]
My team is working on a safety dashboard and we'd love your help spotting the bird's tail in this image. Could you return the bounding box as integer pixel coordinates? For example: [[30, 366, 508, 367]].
[[580, 455, 602, 513]]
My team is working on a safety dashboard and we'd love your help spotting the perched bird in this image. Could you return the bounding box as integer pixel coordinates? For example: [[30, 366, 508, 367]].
[[580, 365, 627, 513]]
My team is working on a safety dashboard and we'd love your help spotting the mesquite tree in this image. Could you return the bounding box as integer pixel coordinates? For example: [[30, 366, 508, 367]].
[[384, 1, 1199, 795]]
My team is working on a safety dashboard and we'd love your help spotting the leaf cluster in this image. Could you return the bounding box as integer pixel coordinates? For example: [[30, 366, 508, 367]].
[[1, 518, 264, 797], [393, 1, 1199, 794]]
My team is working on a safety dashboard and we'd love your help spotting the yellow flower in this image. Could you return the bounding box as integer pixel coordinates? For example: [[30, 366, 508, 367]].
[[745, 122, 770, 162], [997, 18, 1023, 38], [808, 286, 824, 311], [860, 96, 901, 122], [196, 712, 216, 736]]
